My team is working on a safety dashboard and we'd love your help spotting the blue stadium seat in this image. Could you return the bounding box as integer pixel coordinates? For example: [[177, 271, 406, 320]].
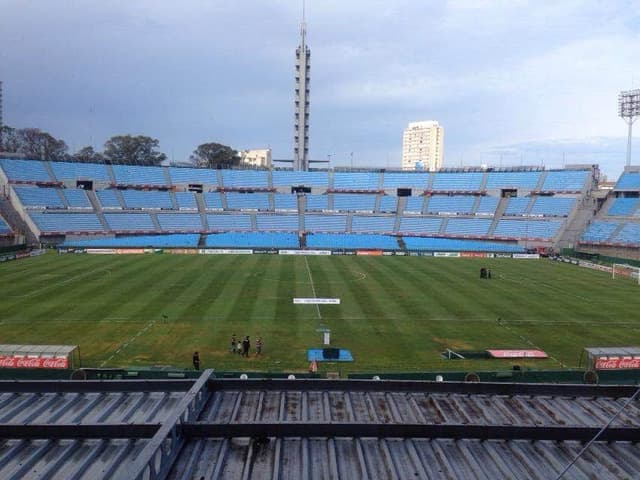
[[120, 190, 173, 210], [205, 232, 298, 248], [333, 172, 380, 190], [431, 172, 482, 191], [504, 197, 529, 216], [378, 196, 398, 213], [403, 236, 524, 252], [111, 165, 167, 186], [541, 170, 588, 191], [615, 172, 640, 190], [607, 198, 640, 216], [221, 170, 268, 189], [272, 170, 328, 188], [225, 192, 270, 210], [104, 213, 156, 232], [529, 197, 576, 217], [611, 223, 640, 245], [0, 159, 53, 183], [382, 172, 430, 189], [333, 194, 376, 212], [61, 234, 200, 248], [256, 214, 299, 231], [0, 216, 12, 234], [50, 161, 110, 182], [475, 196, 498, 215], [203, 192, 224, 210], [168, 166, 217, 185], [156, 214, 203, 231], [304, 214, 347, 232], [426, 195, 475, 214], [404, 197, 424, 214], [305, 195, 329, 211], [63, 189, 91, 209], [273, 194, 298, 211], [175, 192, 198, 210], [580, 221, 618, 243], [207, 213, 252, 230], [351, 215, 395, 233], [445, 218, 491, 236], [398, 216, 442, 234], [306, 233, 398, 250], [14, 186, 64, 209], [485, 171, 540, 189], [96, 189, 122, 209], [494, 219, 562, 239], [30, 213, 104, 233]]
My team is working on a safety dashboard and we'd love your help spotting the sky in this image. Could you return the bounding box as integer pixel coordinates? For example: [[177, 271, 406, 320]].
[[1, 0, 639, 179]]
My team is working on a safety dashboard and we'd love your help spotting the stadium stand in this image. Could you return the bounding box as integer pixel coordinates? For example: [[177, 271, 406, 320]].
[[529, 196, 576, 217], [61, 234, 200, 248], [305, 194, 329, 211], [225, 192, 270, 210], [30, 213, 104, 233], [203, 192, 224, 210], [207, 213, 252, 230], [273, 193, 298, 211], [494, 219, 562, 239], [0, 158, 53, 183], [431, 172, 482, 191], [398, 216, 442, 235], [96, 189, 122, 209], [205, 231, 298, 248], [13, 186, 64, 209], [256, 214, 299, 231], [104, 213, 155, 232], [580, 220, 618, 243], [351, 215, 395, 233], [174, 191, 198, 210], [221, 169, 268, 189], [614, 171, 640, 190], [445, 218, 492, 236], [167, 166, 217, 185], [403, 196, 424, 213], [377, 195, 397, 213], [156, 213, 203, 231], [50, 161, 110, 182], [475, 196, 498, 215], [304, 214, 347, 232], [0, 216, 12, 234], [382, 172, 429, 189], [62, 189, 91, 209], [332, 172, 380, 191], [120, 190, 173, 210], [403, 236, 524, 252], [611, 222, 640, 245], [504, 197, 530, 216], [541, 170, 588, 191], [485, 171, 540, 189], [333, 193, 376, 212], [307, 233, 398, 250], [425, 195, 475, 215], [271, 170, 328, 188], [111, 164, 167, 186], [607, 197, 640, 216]]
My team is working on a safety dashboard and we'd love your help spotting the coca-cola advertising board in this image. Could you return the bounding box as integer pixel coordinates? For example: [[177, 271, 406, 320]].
[[594, 357, 640, 370], [0, 356, 69, 369]]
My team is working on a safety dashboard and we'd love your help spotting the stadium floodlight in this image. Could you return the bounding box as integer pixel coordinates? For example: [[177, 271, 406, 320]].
[[618, 89, 640, 167]]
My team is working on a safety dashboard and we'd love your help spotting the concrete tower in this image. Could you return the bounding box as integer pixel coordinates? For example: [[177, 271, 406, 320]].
[[293, 4, 310, 171]]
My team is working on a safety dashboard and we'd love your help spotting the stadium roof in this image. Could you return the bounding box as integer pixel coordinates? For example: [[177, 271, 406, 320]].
[[0, 373, 639, 479]]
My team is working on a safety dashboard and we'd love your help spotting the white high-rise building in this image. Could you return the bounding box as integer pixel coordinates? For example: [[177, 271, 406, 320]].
[[401, 121, 444, 171]]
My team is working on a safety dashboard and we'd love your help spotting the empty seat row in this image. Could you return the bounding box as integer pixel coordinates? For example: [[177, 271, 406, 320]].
[[306, 233, 398, 250], [607, 198, 640, 216]]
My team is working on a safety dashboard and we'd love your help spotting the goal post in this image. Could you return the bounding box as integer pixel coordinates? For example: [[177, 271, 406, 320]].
[[612, 263, 640, 285]]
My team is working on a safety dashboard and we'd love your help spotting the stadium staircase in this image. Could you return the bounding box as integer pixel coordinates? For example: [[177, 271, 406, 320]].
[[534, 171, 548, 191], [438, 217, 449, 234], [55, 189, 69, 208], [86, 190, 110, 232], [150, 213, 162, 231], [393, 197, 407, 232], [556, 196, 597, 249], [195, 193, 209, 230], [488, 197, 509, 235], [197, 233, 206, 248]]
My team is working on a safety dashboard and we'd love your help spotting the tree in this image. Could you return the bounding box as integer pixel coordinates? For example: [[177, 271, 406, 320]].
[[71, 146, 105, 163], [0, 126, 68, 160], [103, 135, 166, 166], [190, 142, 239, 168]]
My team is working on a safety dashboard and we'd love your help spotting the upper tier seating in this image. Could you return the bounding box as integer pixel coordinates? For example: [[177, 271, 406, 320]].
[[332, 172, 380, 190], [120, 190, 173, 210], [580, 221, 618, 243], [378, 196, 397, 213], [111, 165, 167, 186], [221, 170, 268, 189], [104, 213, 155, 232], [168, 166, 217, 185], [0, 159, 53, 183], [475, 196, 498, 215], [382, 172, 429, 189], [607, 198, 640, 216], [504, 197, 530, 216], [14, 186, 64, 209], [50, 161, 110, 182], [304, 214, 347, 232], [175, 192, 198, 210], [445, 218, 492, 236], [256, 214, 299, 231], [403, 236, 524, 252], [63, 189, 91, 209], [0, 216, 12, 234], [541, 170, 588, 191], [431, 172, 482, 191], [425, 195, 475, 215], [306, 233, 398, 250], [305, 195, 328, 211], [485, 171, 540, 190], [272, 170, 328, 188], [207, 214, 252, 230], [398, 216, 442, 235], [225, 192, 270, 210], [611, 223, 640, 245], [156, 214, 203, 231], [30, 213, 104, 233], [203, 192, 224, 210], [273, 194, 298, 211], [96, 189, 122, 209], [61, 234, 200, 248], [351, 215, 395, 233], [529, 197, 576, 217], [615, 172, 640, 190], [205, 232, 298, 248], [404, 197, 424, 213], [333, 194, 376, 212], [494, 219, 562, 239]]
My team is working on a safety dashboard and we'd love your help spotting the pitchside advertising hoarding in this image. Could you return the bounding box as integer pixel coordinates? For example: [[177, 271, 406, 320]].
[[0, 356, 68, 369], [594, 357, 640, 369]]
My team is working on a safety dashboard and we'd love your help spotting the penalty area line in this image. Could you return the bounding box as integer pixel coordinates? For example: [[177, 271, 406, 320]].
[[99, 317, 159, 367], [303, 257, 322, 320]]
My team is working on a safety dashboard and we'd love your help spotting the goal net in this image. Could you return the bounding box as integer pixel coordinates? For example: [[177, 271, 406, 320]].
[[612, 263, 640, 285]]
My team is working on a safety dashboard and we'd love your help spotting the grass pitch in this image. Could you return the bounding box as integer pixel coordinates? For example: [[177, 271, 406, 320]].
[[1, 252, 639, 373]]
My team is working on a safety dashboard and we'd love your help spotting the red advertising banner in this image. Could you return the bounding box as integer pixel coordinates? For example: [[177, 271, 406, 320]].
[[356, 250, 383, 256], [594, 357, 640, 370], [486, 349, 548, 358], [461, 252, 487, 258], [0, 356, 69, 369]]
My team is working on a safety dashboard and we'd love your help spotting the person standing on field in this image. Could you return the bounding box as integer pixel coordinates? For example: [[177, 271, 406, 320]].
[[242, 336, 250, 357], [192, 351, 200, 371], [230, 334, 237, 354], [255, 336, 263, 356]]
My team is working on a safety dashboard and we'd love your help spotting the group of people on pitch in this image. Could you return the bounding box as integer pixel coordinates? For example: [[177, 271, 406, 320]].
[[230, 334, 263, 357]]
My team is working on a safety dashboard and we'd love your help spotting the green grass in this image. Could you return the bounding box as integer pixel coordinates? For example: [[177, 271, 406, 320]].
[[1, 252, 639, 373]]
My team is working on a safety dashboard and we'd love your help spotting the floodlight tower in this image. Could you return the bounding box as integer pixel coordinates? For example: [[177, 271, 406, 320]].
[[619, 89, 640, 167], [293, 2, 310, 171]]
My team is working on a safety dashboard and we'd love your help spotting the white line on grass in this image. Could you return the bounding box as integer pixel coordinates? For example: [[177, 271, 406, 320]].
[[496, 318, 568, 369], [304, 256, 322, 320], [100, 316, 158, 367], [20, 266, 114, 299]]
